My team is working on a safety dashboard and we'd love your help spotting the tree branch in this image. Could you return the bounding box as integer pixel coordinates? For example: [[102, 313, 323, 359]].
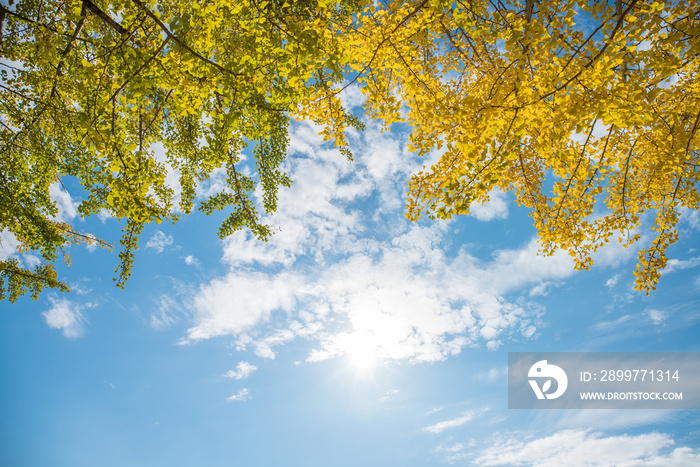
[[525, 0, 534, 22], [130, 0, 243, 77], [51, 3, 88, 99], [83, 0, 128, 34]]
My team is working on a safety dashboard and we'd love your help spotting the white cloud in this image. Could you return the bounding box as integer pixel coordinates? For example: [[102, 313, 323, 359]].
[[227, 388, 250, 401], [339, 82, 366, 109], [474, 429, 700, 467], [588, 230, 639, 268], [252, 328, 301, 359], [49, 182, 79, 222], [647, 309, 667, 326], [42, 296, 90, 339], [637, 40, 653, 52], [97, 209, 112, 222], [149, 280, 192, 330], [423, 411, 477, 434], [69, 279, 93, 296], [145, 230, 173, 253], [182, 120, 580, 363], [433, 442, 471, 463], [184, 271, 302, 342], [663, 256, 700, 274], [0, 229, 20, 261], [0, 230, 40, 268], [186, 226, 569, 362], [184, 255, 199, 266], [606, 274, 621, 288], [470, 189, 509, 221], [570, 121, 611, 146], [435, 442, 466, 453], [529, 281, 558, 297], [215, 120, 419, 270], [224, 361, 257, 380], [681, 208, 700, 230], [304, 232, 556, 362], [478, 239, 574, 295]]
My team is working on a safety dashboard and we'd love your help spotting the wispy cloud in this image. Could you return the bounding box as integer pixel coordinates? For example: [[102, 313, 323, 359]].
[[145, 230, 173, 253], [605, 274, 621, 288], [663, 256, 700, 274], [647, 309, 667, 326], [433, 441, 472, 463], [588, 301, 700, 345], [42, 296, 91, 339], [423, 411, 477, 434], [150, 295, 181, 330], [224, 361, 257, 380], [474, 429, 700, 467], [592, 314, 635, 333], [474, 367, 508, 383], [227, 388, 250, 402]]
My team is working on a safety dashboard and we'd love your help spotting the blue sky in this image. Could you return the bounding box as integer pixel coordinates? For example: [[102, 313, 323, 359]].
[[2, 85, 700, 467]]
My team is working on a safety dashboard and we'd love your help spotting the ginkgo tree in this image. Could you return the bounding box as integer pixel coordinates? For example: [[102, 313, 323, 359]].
[[345, 0, 700, 292], [3, 0, 698, 302], [0, 0, 363, 301]]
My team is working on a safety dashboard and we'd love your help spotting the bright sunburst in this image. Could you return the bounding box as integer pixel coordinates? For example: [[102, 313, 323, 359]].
[[344, 333, 378, 374]]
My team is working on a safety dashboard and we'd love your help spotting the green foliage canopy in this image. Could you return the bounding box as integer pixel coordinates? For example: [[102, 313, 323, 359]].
[[0, 0, 362, 301]]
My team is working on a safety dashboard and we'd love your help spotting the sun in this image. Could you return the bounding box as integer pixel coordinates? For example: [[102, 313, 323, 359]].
[[344, 333, 378, 374], [348, 344, 377, 372]]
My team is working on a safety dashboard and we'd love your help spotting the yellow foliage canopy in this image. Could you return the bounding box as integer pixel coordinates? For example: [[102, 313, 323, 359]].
[[345, 0, 700, 292]]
